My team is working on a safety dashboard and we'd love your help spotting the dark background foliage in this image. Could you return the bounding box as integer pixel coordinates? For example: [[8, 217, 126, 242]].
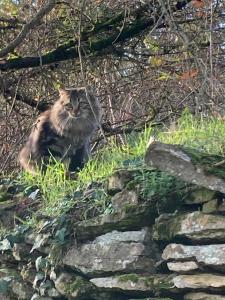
[[0, 0, 225, 172]]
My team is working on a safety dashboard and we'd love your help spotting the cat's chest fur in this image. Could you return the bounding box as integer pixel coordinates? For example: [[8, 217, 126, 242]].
[[40, 120, 86, 158]]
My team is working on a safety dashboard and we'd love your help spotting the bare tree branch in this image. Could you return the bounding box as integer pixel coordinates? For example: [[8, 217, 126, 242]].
[[3, 88, 49, 111], [0, 0, 57, 58], [0, 0, 192, 70]]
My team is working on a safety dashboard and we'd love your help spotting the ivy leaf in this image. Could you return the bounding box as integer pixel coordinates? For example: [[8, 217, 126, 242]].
[[0, 277, 11, 294], [35, 256, 49, 272], [55, 227, 67, 245], [33, 271, 45, 289], [30, 233, 51, 253], [28, 189, 39, 200], [0, 238, 12, 251]]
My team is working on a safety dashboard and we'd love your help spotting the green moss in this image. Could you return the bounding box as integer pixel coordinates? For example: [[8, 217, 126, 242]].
[[66, 276, 90, 295], [0, 192, 11, 202], [143, 275, 174, 292], [118, 274, 140, 283], [152, 274, 175, 291], [118, 274, 174, 293], [183, 147, 225, 179], [123, 203, 139, 213], [153, 214, 184, 241]]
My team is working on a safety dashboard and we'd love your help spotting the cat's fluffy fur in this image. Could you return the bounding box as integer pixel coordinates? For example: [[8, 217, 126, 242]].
[[19, 86, 101, 174]]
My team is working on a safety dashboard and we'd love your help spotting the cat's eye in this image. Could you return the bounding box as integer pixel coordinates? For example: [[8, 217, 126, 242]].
[[64, 103, 73, 110]]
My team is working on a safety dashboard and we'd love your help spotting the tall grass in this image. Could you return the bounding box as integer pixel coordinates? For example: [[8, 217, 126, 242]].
[[158, 110, 225, 155], [21, 159, 75, 215], [20, 126, 153, 215], [78, 125, 153, 183]]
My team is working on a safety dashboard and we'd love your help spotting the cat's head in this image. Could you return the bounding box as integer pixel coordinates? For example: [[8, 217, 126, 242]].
[[58, 88, 85, 117], [59, 86, 95, 117]]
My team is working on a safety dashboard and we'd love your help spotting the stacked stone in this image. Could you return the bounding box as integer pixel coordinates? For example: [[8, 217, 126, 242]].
[[1, 141, 225, 299]]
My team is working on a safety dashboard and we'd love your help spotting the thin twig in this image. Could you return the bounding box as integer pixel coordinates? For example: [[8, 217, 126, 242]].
[[0, 0, 57, 58], [77, 0, 107, 142]]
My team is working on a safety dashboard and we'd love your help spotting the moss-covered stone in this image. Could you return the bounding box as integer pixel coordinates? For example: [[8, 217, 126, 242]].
[[202, 199, 218, 213], [183, 147, 225, 180], [145, 141, 225, 194], [75, 203, 157, 241], [154, 211, 225, 242], [107, 170, 134, 195], [91, 274, 175, 295], [111, 189, 139, 211], [186, 187, 216, 204]]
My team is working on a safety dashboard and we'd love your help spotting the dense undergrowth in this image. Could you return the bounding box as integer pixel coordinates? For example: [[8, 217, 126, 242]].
[[18, 111, 225, 219]]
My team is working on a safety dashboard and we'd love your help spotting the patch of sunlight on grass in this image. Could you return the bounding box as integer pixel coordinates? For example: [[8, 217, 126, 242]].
[[158, 110, 225, 156]]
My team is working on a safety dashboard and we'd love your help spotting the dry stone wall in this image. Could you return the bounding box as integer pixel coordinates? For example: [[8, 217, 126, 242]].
[[1, 142, 225, 299]]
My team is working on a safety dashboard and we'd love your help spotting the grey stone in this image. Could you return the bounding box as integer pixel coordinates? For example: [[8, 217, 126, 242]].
[[154, 211, 225, 242], [63, 228, 159, 276], [167, 261, 198, 273], [202, 199, 218, 213], [0, 296, 14, 300], [163, 243, 225, 272], [92, 274, 225, 295], [12, 243, 34, 261], [173, 274, 225, 291], [145, 141, 225, 194], [11, 280, 33, 299], [54, 273, 93, 298], [184, 292, 225, 300], [54, 272, 123, 300], [0, 276, 33, 299], [186, 188, 216, 204], [90, 274, 174, 294], [31, 295, 53, 300], [20, 263, 36, 284], [218, 199, 225, 212], [107, 170, 134, 195], [75, 204, 157, 241], [111, 189, 138, 211]]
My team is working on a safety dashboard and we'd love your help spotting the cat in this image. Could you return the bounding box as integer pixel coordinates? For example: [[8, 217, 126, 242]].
[[19, 86, 102, 175]]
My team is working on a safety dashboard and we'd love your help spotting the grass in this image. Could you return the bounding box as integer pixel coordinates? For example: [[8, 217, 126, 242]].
[[19, 110, 225, 217], [20, 159, 76, 215], [158, 109, 225, 155], [19, 126, 153, 216]]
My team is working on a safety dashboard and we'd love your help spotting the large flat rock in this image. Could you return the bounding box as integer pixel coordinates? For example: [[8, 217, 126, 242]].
[[163, 243, 225, 272], [74, 204, 157, 241], [145, 141, 225, 194], [63, 228, 159, 276], [153, 211, 225, 242], [91, 273, 225, 295], [54, 272, 121, 300], [90, 274, 174, 295], [173, 274, 225, 291], [184, 293, 225, 300]]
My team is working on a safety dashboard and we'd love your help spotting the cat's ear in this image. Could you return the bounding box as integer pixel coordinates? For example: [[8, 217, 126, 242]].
[[85, 85, 92, 92], [85, 85, 94, 96], [58, 88, 68, 97]]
